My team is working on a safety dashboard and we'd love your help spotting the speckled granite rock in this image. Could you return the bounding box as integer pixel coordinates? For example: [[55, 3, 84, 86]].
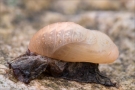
[[0, 0, 135, 90]]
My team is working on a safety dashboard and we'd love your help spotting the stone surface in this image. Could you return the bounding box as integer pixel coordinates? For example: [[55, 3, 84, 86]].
[[0, 0, 135, 90]]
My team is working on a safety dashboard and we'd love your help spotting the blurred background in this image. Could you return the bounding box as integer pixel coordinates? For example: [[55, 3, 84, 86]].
[[0, 0, 135, 90]]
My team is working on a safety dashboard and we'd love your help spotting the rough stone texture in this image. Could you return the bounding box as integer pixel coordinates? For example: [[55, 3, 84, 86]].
[[0, 0, 135, 90]]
